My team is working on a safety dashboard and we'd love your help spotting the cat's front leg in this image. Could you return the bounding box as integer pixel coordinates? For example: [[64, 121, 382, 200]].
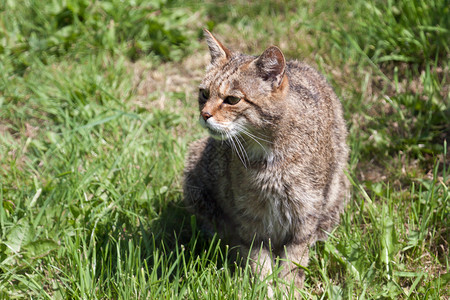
[[246, 244, 276, 297], [249, 244, 273, 277], [278, 242, 309, 297]]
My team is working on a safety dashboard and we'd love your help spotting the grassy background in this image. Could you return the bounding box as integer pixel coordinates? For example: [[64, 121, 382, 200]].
[[0, 0, 448, 298]]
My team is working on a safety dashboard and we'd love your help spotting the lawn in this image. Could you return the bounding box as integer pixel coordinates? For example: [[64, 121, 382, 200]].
[[0, 0, 448, 299]]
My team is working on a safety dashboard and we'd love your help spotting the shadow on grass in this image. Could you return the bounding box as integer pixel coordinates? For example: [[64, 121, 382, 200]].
[[90, 195, 237, 290], [144, 196, 241, 267]]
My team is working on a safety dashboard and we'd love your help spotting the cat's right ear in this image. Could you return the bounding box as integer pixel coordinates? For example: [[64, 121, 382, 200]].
[[203, 29, 231, 65], [255, 46, 286, 89]]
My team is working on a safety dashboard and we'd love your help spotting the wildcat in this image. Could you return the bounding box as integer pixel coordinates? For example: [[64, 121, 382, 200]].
[[183, 29, 349, 296]]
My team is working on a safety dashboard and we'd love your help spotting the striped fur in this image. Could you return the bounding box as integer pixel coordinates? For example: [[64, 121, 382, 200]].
[[183, 30, 349, 296]]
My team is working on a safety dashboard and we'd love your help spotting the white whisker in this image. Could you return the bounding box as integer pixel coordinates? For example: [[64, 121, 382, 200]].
[[232, 135, 248, 168], [239, 130, 270, 154], [234, 123, 273, 144], [233, 124, 272, 159], [234, 134, 249, 168], [234, 122, 272, 137]]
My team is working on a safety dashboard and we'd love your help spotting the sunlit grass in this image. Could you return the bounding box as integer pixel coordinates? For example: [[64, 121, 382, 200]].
[[0, 0, 448, 298]]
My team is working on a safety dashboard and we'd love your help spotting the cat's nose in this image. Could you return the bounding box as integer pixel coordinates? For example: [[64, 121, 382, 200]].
[[201, 111, 212, 121]]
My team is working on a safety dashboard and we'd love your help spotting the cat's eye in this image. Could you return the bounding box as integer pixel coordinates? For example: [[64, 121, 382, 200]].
[[224, 96, 241, 105], [199, 89, 209, 102]]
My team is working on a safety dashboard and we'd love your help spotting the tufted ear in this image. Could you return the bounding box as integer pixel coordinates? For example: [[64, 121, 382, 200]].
[[203, 28, 231, 65], [255, 46, 286, 88]]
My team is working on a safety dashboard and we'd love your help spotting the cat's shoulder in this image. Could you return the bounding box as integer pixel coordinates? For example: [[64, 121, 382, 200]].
[[185, 137, 223, 169], [186, 137, 209, 162]]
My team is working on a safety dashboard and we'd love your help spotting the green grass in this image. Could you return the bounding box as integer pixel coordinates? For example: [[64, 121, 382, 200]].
[[0, 0, 449, 298]]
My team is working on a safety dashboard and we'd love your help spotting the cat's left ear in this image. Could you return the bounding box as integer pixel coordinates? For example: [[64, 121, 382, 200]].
[[255, 46, 286, 88], [203, 29, 231, 65]]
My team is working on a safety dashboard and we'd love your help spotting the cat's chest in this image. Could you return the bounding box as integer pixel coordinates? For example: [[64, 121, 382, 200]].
[[226, 165, 294, 246]]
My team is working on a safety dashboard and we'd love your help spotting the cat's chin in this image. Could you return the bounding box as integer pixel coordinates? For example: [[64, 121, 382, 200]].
[[208, 129, 228, 141]]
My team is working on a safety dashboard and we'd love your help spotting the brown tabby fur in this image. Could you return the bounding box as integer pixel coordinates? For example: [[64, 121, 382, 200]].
[[183, 29, 349, 296]]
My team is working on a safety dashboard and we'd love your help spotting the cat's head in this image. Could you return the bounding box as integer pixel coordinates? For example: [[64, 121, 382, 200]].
[[198, 29, 288, 146]]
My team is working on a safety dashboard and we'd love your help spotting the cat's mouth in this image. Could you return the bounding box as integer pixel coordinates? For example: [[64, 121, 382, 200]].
[[199, 117, 232, 140]]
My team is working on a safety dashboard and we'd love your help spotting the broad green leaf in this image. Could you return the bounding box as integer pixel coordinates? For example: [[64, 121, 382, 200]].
[[24, 239, 59, 258], [4, 221, 31, 253]]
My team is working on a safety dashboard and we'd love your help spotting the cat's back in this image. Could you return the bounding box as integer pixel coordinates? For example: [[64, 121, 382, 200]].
[[285, 60, 348, 149], [286, 61, 341, 109]]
